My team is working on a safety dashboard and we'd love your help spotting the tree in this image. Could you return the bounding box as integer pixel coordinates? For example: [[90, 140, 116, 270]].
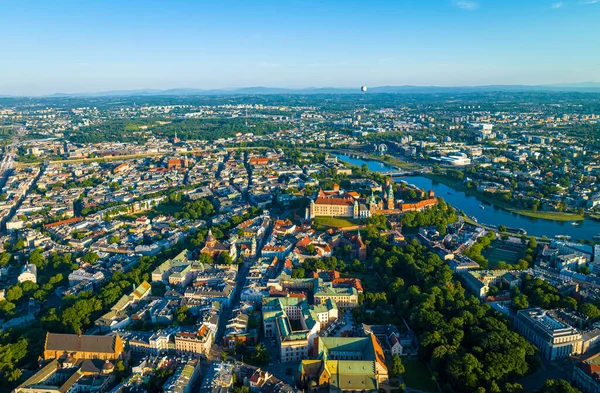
[[0, 300, 16, 317], [512, 294, 529, 310], [537, 379, 581, 393], [498, 224, 507, 232], [580, 303, 600, 321], [579, 265, 591, 275], [292, 267, 305, 278], [5, 286, 23, 302], [391, 354, 405, 377], [251, 343, 271, 366], [81, 252, 99, 264], [174, 306, 195, 325], [29, 248, 45, 269], [0, 253, 12, 267], [108, 235, 120, 245], [114, 359, 127, 380]]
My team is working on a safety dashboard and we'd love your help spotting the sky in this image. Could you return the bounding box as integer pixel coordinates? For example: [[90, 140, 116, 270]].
[[0, 0, 599, 95]]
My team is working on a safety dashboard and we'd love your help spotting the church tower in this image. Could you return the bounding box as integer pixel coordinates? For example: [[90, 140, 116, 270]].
[[387, 182, 394, 210], [206, 229, 217, 247]]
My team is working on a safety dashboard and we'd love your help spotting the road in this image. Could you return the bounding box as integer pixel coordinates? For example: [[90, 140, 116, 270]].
[[215, 258, 252, 343], [2, 163, 45, 234]]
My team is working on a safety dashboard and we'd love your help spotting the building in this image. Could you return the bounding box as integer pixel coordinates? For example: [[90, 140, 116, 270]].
[[200, 362, 234, 393], [461, 269, 511, 298], [163, 359, 201, 393], [314, 285, 358, 310], [400, 197, 438, 213], [43, 333, 125, 361], [298, 335, 389, 392], [13, 358, 114, 393], [573, 351, 600, 393], [174, 325, 213, 357], [514, 308, 582, 360], [306, 196, 359, 219], [18, 263, 37, 283], [263, 296, 338, 363], [200, 229, 236, 259], [305, 183, 393, 220], [359, 324, 414, 356]]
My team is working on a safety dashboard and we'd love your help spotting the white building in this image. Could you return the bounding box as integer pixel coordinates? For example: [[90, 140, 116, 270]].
[[18, 263, 37, 283], [515, 308, 582, 360]]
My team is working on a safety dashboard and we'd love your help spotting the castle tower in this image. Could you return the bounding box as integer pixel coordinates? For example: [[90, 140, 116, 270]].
[[306, 199, 315, 220], [387, 182, 394, 210]]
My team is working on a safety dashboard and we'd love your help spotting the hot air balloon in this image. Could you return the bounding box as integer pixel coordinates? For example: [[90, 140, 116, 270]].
[[361, 86, 367, 93]]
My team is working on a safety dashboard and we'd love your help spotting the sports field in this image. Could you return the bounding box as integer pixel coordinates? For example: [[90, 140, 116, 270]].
[[483, 241, 525, 268]]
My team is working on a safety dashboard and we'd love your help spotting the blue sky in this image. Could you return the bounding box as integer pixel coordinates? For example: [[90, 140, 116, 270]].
[[0, 0, 599, 95]]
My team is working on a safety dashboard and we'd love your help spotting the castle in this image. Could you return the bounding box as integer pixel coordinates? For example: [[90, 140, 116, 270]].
[[306, 179, 436, 219]]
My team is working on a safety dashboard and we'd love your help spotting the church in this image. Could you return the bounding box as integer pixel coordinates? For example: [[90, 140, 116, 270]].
[[200, 229, 237, 258]]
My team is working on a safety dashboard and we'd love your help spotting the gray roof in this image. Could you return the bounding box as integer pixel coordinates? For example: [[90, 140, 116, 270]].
[[45, 333, 118, 354]]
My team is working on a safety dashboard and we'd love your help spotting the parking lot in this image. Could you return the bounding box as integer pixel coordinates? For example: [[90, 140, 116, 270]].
[[321, 310, 356, 337]]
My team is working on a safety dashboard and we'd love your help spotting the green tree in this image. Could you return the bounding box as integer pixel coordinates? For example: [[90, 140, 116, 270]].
[[391, 354, 405, 377], [537, 379, 581, 393], [580, 303, 600, 321], [5, 286, 23, 302], [29, 248, 45, 269], [0, 300, 16, 317], [81, 252, 99, 264], [0, 253, 12, 267], [292, 267, 305, 278]]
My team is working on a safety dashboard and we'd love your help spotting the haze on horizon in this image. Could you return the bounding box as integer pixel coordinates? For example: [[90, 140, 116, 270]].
[[1, 0, 599, 96]]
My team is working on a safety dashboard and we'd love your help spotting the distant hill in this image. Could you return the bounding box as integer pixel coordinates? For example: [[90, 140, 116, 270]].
[[6, 83, 600, 97]]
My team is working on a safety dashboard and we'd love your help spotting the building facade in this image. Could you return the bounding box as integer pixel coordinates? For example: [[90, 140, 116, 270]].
[[514, 308, 582, 360]]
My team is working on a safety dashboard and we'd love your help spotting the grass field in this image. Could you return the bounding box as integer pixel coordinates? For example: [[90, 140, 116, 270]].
[[483, 240, 525, 268], [314, 216, 360, 228], [403, 360, 439, 392]]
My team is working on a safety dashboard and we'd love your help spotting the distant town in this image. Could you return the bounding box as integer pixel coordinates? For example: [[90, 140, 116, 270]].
[[1, 91, 600, 393]]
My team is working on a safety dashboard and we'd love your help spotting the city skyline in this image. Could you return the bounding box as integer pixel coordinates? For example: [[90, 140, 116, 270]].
[[1, 0, 599, 95]]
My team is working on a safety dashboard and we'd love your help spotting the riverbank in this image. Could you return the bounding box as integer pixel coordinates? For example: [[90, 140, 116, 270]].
[[330, 150, 419, 171], [423, 173, 584, 222]]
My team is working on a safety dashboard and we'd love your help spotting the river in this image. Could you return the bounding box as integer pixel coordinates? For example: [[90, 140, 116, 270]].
[[335, 154, 600, 240]]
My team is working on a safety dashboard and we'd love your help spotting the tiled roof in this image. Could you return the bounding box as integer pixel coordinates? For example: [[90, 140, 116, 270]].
[[45, 333, 118, 354]]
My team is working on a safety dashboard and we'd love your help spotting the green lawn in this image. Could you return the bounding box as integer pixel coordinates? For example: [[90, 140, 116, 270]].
[[403, 360, 439, 392], [314, 216, 360, 228]]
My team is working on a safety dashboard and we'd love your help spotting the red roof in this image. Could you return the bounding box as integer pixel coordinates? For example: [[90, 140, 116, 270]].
[[401, 198, 437, 212], [314, 197, 354, 206], [43, 217, 82, 229]]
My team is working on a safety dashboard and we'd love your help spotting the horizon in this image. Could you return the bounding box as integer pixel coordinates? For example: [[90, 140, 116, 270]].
[[1, 0, 599, 95], [3, 81, 600, 98]]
